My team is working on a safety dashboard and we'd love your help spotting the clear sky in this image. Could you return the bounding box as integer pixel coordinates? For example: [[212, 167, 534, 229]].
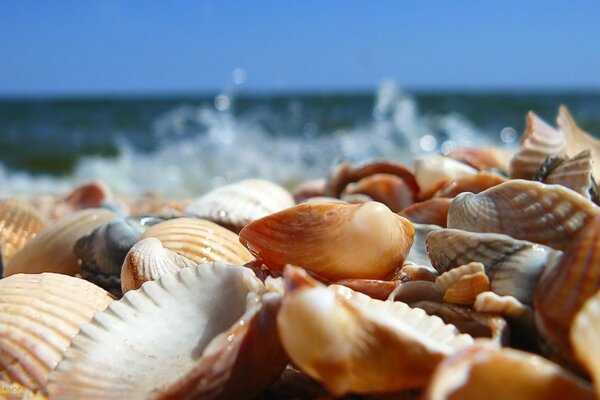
[[1, 1, 600, 96]]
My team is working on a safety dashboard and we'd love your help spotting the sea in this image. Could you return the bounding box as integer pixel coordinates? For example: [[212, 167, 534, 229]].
[[2, 82, 600, 198]]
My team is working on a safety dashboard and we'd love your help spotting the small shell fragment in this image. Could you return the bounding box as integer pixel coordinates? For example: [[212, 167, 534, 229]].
[[436, 263, 490, 305]]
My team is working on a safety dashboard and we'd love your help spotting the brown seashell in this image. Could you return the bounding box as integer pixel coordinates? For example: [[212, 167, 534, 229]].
[[536, 150, 595, 200], [413, 155, 478, 200], [447, 179, 600, 250], [388, 280, 444, 303], [558, 105, 600, 182], [3, 209, 115, 277], [433, 172, 507, 198], [292, 178, 326, 203], [423, 342, 595, 400], [571, 290, 600, 398], [185, 179, 295, 233], [398, 263, 438, 282], [51, 181, 113, 220], [400, 198, 451, 227], [141, 217, 254, 266], [239, 202, 415, 280], [447, 146, 512, 172], [509, 111, 566, 180], [341, 173, 415, 212], [0, 199, 44, 265], [0, 273, 113, 390]]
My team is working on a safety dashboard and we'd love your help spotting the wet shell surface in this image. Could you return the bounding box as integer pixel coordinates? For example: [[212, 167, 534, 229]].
[[277, 266, 473, 395], [447, 179, 600, 250], [413, 155, 478, 199], [185, 179, 295, 232], [400, 198, 451, 228], [3, 208, 115, 277], [341, 173, 415, 212], [538, 150, 595, 200], [558, 105, 600, 181], [46, 263, 287, 400], [0, 273, 113, 390], [239, 201, 415, 280], [0, 199, 44, 265], [141, 217, 254, 266], [571, 290, 600, 398]]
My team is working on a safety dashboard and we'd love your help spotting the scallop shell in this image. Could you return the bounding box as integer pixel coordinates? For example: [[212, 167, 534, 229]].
[[120, 237, 197, 292], [141, 217, 254, 266], [423, 342, 595, 400], [558, 105, 600, 182], [508, 111, 566, 180], [277, 265, 473, 395], [413, 155, 478, 199], [51, 181, 113, 220], [185, 179, 295, 232], [0, 380, 45, 400], [447, 146, 512, 172], [571, 290, 600, 398], [0, 273, 113, 390], [433, 172, 507, 198], [400, 198, 451, 227], [447, 179, 600, 250], [3, 209, 115, 277], [341, 173, 415, 212], [239, 201, 415, 280], [0, 199, 44, 265], [46, 264, 287, 400], [537, 150, 595, 200]]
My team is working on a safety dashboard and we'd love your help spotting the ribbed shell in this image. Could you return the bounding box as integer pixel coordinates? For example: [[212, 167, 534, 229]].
[[141, 217, 253, 265], [571, 290, 600, 399], [0, 199, 44, 265], [541, 150, 594, 200], [447, 180, 600, 250], [558, 105, 600, 182], [435, 262, 485, 293], [413, 155, 478, 199], [0, 273, 113, 390], [341, 173, 415, 212], [400, 198, 451, 227]]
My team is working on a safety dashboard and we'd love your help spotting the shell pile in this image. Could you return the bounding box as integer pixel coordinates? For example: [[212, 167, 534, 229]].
[[1, 105, 600, 399]]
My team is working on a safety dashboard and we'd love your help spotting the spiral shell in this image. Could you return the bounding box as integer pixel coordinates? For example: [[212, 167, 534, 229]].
[[0, 199, 44, 265]]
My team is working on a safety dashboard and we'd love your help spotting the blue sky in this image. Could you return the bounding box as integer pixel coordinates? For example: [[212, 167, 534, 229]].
[[1, 1, 600, 96]]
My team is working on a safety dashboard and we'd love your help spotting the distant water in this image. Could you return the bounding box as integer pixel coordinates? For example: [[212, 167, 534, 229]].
[[1, 83, 600, 197]]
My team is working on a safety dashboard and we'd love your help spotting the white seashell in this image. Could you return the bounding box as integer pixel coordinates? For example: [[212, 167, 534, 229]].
[[414, 155, 478, 199], [558, 105, 600, 182], [474, 291, 531, 318]]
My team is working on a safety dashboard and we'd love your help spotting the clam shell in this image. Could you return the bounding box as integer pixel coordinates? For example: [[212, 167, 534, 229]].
[[141, 217, 254, 266], [0, 199, 44, 265], [277, 266, 473, 395], [433, 172, 507, 198], [120, 237, 197, 292], [239, 202, 415, 280], [185, 179, 295, 232], [0, 273, 113, 390], [447, 146, 512, 172], [46, 264, 287, 400], [539, 150, 595, 200], [51, 181, 113, 220], [509, 111, 566, 180], [413, 155, 478, 199], [3, 209, 115, 277], [571, 290, 600, 398], [447, 179, 600, 250], [558, 105, 600, 182], [400, 198, 451, 227], [341, 173, 415, 212]]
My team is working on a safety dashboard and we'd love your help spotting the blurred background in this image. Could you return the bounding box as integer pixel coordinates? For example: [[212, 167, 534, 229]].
[[1, 1, 600, 196]]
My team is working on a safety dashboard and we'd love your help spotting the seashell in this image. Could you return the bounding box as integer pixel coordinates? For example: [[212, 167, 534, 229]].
[[333, 278, 400, 300], [339, 193, 374, 203], [426, 228, 562, 305], [141, 217, 254, 266], [301, 196, 347, 204], [387, 280, 444, 303], [534, 215, 600, 366], [0, 199, 44, 265], [508, 111, 566, 180], [413, 155, 478, 199], [558, 105, 600, 182], [121, 237, 197, 292], [292, 178, 326, 203], [0, 380, 45, 399], [398, 263, 438, 282], [536, 150, 595, 200], [74, 219, 143, 297], [239, 202, 415, 280], [571, 290, 600, 398], [324, 160, 418, 199], [341, 173, 415, 212], [277, 265, 473, 395], [3, 209, 115, 277], [436, 262, 490, 305], [474, 291, 530, 318], [433, 172, 507, 198], [447, 146, 512, 172], [435, 262, 485, 293], [185, 179, 295, 233], [423, 342, 595, 400], [46, 264, 288, 400], [406, 223, 442, 267], [122, 192, 187, 217], [0, 273, 113, 390], [447, 179, 600, 250], [400, 198, 451, 227], [51, 181, 113, 220]]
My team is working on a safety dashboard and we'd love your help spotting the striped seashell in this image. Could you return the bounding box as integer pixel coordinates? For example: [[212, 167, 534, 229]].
[[508, 111, 566, 180], [141, 217, 254, 266], [447, 179, 600, 250], [400, 198, 451, 227], [558, 105, 600, 182], [185, 179, 295, 233], [0, 199, 44, 265], [341, 173, 415, 212], [447, 146, 512, 173], [0, 273, 113, 390], [277, 266, 473, 395], [571, 290, 600, 399], [46, 264, 287, 400], [3, 209, 115, 277], [433, 172, 507, 198], [536, 150, 595, 200], [413, 155, 478, 200]]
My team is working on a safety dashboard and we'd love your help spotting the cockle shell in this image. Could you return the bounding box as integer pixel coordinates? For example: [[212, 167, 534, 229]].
[[0, 199, 44, 265], [0, 273, 113, 390], [185, 179, 295, 232], [46, 264, 287, 400], [423, 342, 595, 400], [571, 290, 600, 398], [141, 217, 254, 266], [447, 146, 512, 172], [400, 198, 451, 227], [447, 179, 600, 250], [433, 172, 507, 198], [436, 262, 490, 305], [239, 201, 415, 280], [121, 237, 197, 292], [341, 173, 415, 212], [413, 155, 478, 199], [277, 266, 473, 395], [537, 150, 595, 200], [51, 181, 113, 220], [3, 209, 115, 277], [558, 105, 600, 182], [509, 111, 566, 180]]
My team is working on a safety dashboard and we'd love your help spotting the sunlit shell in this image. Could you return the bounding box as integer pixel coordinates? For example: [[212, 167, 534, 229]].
[[341, 173, 415, 212], [0, 273, 113, 390], [447, 179, 600, 250], [141, 217, 253, 266], [433, 172, 507, 198], [447, 147, 512, 172], [571, 290, 600, 398], [185, 179, 295, 232], [537, 150, 595, 200], [508, 111, 566, 180], [413, 155, 478, 199], [46, 264, 286, 400], [121, 237, 197, 292], [423, 342, 595, 400], [239, 202, 415, 280], [292, 178, 326, 203], [400, 198, 451, 227], [406, 223, 442, 267], [277, 266, 473, 395], [426, 228, 561, 305], [51, 181, 113, 220], [0, 199, 44, 265], [558, 105, 600, 182], [3, 209, 115, 277], [474, 291, 530, 318]]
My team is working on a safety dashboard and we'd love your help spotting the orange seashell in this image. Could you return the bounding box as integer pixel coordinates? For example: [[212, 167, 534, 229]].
[[341, 173, 415, 212], [447, 146, 512, 172], [558, 105, 600, 182], [0, 199, 44, 265], [434, 172, 507, 198], [333, 278, 400, 300], [443, 271, 490, 305], [400, 198, 451, 227]]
